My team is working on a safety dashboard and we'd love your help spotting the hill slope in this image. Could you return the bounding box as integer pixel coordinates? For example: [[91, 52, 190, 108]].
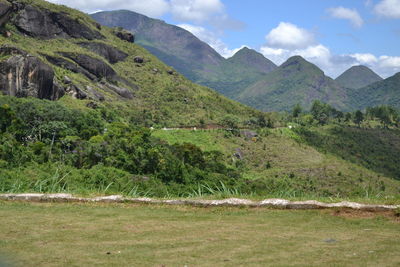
[[349, 72, 400, 109], [335, 65, 383, 89], [237, 56, 348, 111], [0, 0, 260, 127], [91, 10, 277, 99]]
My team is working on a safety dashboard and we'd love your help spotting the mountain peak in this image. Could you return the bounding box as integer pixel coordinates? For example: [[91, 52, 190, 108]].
[[282, 55, 308, 65], [226, 47, 277, 75], [279, 55, 326, 77], [336, 65, 383, 89]]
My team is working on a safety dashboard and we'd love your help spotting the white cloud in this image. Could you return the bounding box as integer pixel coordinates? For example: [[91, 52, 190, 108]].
[[374, 0, 400, 18], [349, 53, 378, 64], [260, 23, 400, 78], [265, 22, 315, 49], [178, 24, 244, 58], [170, 0, 224, 23], [47, 0, 170, 17], [327, 7, 364, 28], [260, 44, 333, 73]]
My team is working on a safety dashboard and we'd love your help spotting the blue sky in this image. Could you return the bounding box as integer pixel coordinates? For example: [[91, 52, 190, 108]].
[[49, 0, 400, 78]]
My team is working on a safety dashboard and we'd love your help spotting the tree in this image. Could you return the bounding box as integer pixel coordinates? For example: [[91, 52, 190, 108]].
[[310, 100, 331, 125], [367, 105, 398, 128], [221, 115, 240, 135], [292, 104, 302, 118], [344, 112, 352, 123], [353, 110, 364, 127]]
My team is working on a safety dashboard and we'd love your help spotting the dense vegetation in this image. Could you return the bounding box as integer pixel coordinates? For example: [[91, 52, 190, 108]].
[[0, 96, 248, 196], [1, 95, 399, 199]]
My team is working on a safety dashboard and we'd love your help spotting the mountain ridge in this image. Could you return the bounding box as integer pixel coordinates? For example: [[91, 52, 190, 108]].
[[335, 65, 383, 89], [237, 55, 349, 111]]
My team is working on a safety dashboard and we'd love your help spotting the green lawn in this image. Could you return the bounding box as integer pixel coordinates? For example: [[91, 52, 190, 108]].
[[0, 202, 399, 266]]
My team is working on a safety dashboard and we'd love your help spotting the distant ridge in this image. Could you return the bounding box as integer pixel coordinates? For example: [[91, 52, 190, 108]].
[[336, 65, 383, 89], [349, 72, 400, 109], [237, 56, 348, 111]]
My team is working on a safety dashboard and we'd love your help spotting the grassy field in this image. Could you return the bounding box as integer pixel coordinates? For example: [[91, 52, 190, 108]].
[[0, 201, 399, 266]]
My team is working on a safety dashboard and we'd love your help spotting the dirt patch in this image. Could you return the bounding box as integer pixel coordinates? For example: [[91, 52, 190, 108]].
[[328, 208, 400, 222]]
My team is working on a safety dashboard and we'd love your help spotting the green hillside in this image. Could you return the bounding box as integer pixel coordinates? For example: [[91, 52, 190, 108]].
[[0, 0, 259, 127], [335, 65, 383, 89], [349, 72, 400, 110], [237, 56, 348, 111]]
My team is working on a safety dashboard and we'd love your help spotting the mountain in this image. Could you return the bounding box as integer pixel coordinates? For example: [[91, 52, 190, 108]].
[[0, 0, 260, 127], [91, 10, 224, 82], [335, 65, 383, 89], [200, 47, 277, 98], [91, 10, 277, 99], [350, 72, 400, 109], [237, 56, 348, 111]]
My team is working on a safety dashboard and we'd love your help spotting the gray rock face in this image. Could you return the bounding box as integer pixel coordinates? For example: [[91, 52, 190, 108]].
[[78, 42, 128, 64], [59, 52, 117, 81], [44, 54, 97, 80], [0, 46, 63, 100], [112, 28, 135, 42], [0, 0, 12, 27], [105, 83, 133, 99], [14, 4, 103, 40]]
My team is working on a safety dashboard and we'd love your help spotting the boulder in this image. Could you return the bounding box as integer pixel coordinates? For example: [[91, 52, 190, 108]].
[[0, 0, 12, 27], [0, 46, 62, 100], [234, 148, 244, 160], [105, 83, 133, 99], [65, 84, 87, 100], [86, 86, 105, 101], [78, 42, 128, 64], [113, 28, 134, 42], [14, 4, 103, 40], [134, 56, 144, 64], [241, 130, 258, 140], [58, 52, 117, 81]]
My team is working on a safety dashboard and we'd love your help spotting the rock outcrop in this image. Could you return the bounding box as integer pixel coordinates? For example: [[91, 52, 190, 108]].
[[103, 83, 134, 99], [13, 4, 103, 40], [44, 54, 97, 80], [78, 42, 128, 64], [112, 27, 134, 42], [0, 46, 64, 100], [59, 52, 117, 81], [0, 0, 12, 27]]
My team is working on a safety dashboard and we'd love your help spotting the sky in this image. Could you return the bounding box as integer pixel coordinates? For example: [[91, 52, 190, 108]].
[[47, 0, 400, 78]]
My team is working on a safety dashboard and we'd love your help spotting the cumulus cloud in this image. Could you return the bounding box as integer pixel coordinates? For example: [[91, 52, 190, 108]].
[[260, 44, 332, 72], [260, 22, 400, 78], [265, 22, 315, 49], [178, 24, 245, 58], [49, 0, 245, 32], [374, 0, 400, 19], [170, 0, 224, 23], [47, 0, 170, 17], [327, 7, 364, 28]]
